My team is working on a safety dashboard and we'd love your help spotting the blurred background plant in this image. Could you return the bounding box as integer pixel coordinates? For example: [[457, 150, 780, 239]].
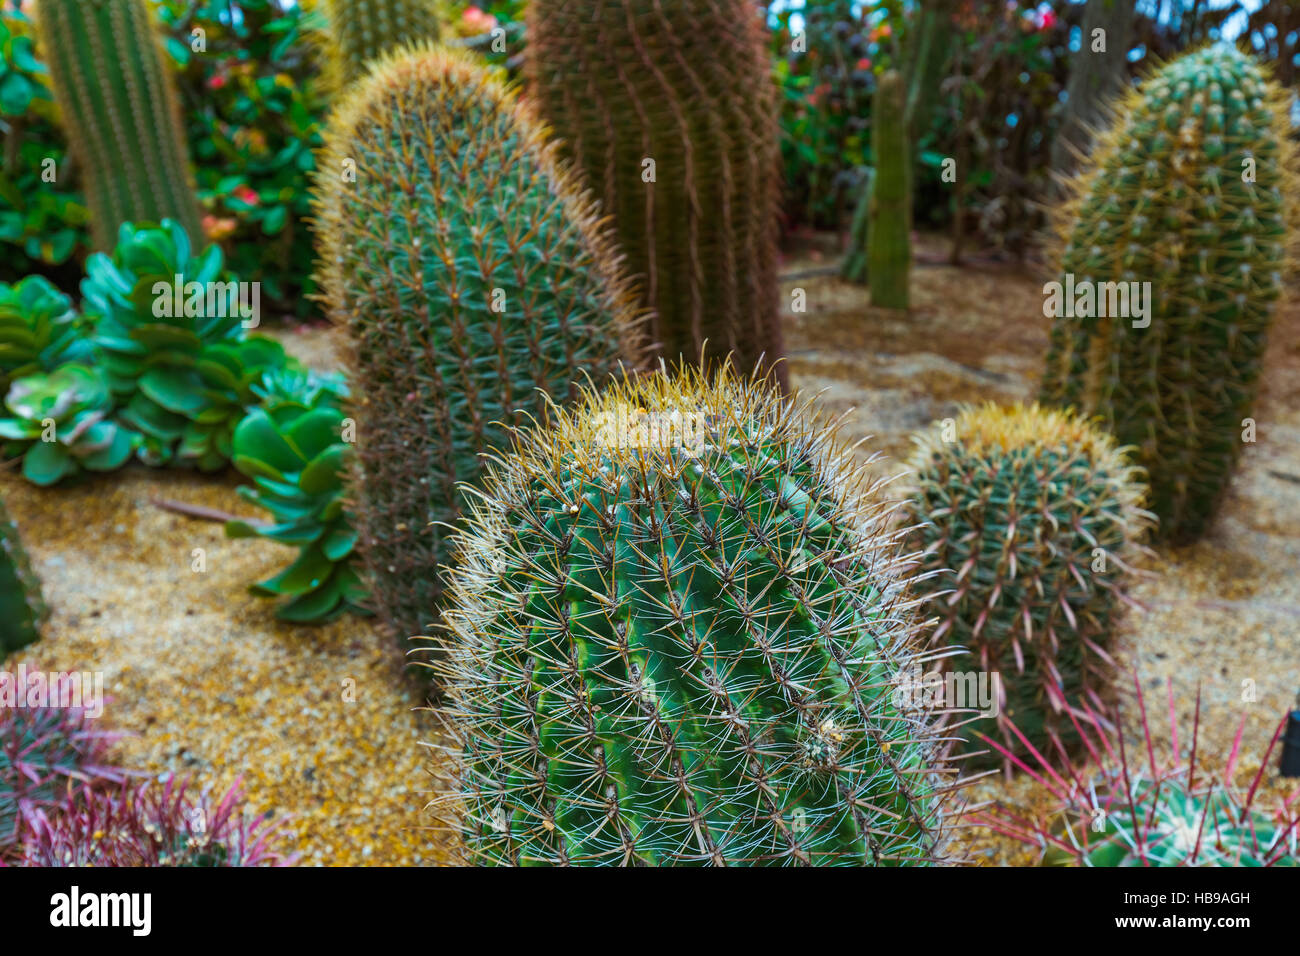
[[0, 0, 89, 285], [769, 0, 875, 231], [156, 0, 328, 319], [444, 0, 526, 78]]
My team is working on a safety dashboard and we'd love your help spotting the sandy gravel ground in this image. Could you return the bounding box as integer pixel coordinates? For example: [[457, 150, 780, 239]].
[[3, 234, 1296, 865]]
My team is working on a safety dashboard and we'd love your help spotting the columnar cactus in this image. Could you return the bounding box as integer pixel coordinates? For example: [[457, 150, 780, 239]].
[[321, 0, 440, 86], [0, 497, 47, 658], [867, 70, 911, 308], [1040, 46, 1298, 543], [314, 47, 642, 653], [527, 0, 786, 390], [35, 0, 202, 250], [433, 366, 957, 865], [904, 404, 1149, 768]]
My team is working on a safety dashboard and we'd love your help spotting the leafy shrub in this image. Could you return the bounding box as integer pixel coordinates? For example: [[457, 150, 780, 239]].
[[156, 0, 329, 319]]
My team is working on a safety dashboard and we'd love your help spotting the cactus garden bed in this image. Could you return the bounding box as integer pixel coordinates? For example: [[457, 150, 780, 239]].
[[5, 235, 1297, 866]]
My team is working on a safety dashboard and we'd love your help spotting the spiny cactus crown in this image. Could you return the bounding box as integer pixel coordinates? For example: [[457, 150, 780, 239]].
[[313, 44, 642, 649], [905, 403, 1150, 767], [1041, 45, 1297, 543], [433, 366, 957, 866]]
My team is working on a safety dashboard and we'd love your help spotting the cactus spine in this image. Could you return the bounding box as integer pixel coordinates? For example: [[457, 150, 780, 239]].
[[867, 70, 911, 308], [314, 46, 642, 653], [321, 0, 440, 86], [35, 0, 202, 249], [1041, 46, 1298, 543], [434, 366, 957, 865], [904, 404, 1149, 767], [527, 0, 786, 390], [0, 496, 47, 659]]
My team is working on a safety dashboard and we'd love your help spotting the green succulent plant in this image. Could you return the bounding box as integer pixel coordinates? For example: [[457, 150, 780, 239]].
[[434, 366, 957, 866], [0, 363, 137, 486], [0, 275, 93, 392], [226, 369, 366, 623], [83, 219, 277, 469], [0, 495, 48, 660]]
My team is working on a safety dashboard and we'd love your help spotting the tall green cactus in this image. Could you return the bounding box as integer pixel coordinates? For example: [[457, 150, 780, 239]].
[[1041, 46, 1297, 543], [0, 496, 47, 659], [321, 0, 440, 87], [35, 0, 202, 250], [527, 0, 786, 390], [867, 70, 911, 308], [313, 46, 642, 655], [433, 366, 956, 865]]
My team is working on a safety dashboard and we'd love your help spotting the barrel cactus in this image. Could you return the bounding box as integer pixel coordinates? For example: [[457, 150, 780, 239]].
[[1040, 46, 1298, 543], [0, 496, 48, 659], [904, 403, 1150, 768], [320, 0, 440, 87], [0, 705, 125, 857], [527, 0, 786, 389], [313, 46, 642, 652], [432, 366, 956, 865], [35, 0, 202, 250]]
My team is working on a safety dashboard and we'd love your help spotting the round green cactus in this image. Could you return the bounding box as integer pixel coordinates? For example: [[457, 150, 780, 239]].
[[0, 496, 48, 659], [1041, 46, 1298, 543], [904, 403, 1150, 768], [313, 46, 642, 651], [0, 364, 137, 486], [434, 367, 956, 866]]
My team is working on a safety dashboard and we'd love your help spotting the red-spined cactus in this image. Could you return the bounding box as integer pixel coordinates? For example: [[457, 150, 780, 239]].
[[978, 678, 1300, 866], [16, 774, 294, 867], [0, 705, 125, 858]]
